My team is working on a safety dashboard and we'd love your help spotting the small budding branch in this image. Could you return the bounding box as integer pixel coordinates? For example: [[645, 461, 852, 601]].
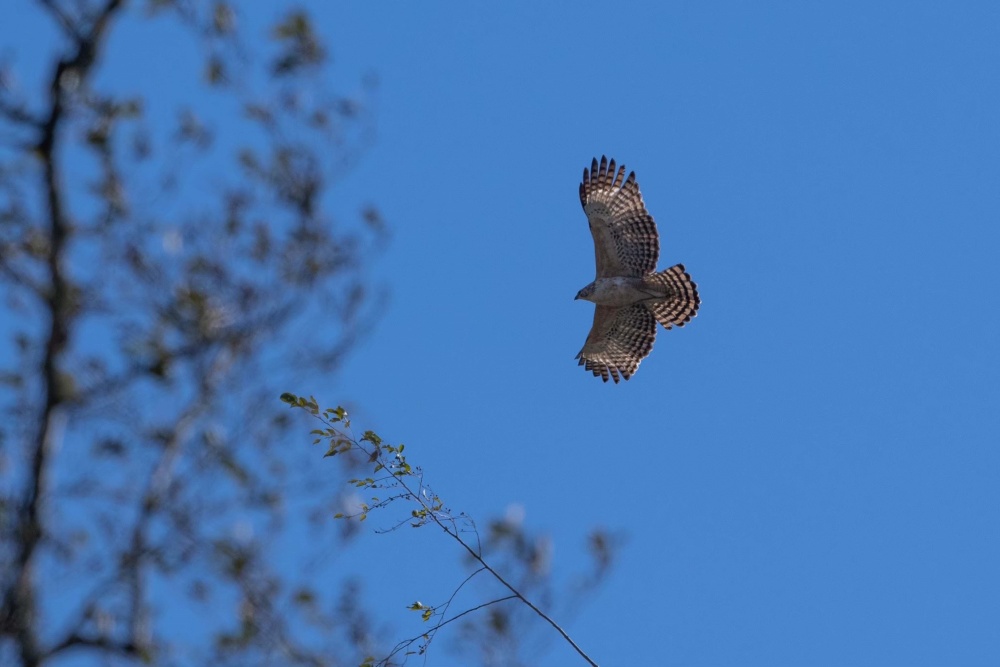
[[280, 393, 599, 667]]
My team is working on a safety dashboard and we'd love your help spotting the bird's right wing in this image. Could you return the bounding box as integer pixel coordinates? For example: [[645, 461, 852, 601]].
[[579, 156, 660, 279], [576, 304, 657, 383]]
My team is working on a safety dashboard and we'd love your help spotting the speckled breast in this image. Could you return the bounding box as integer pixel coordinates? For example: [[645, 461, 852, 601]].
[[589, 277, 649, 307]]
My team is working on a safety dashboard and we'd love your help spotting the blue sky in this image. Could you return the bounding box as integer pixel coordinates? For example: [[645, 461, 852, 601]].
[[7, 1, 1000, 665], [323, 3, 1000, 664]]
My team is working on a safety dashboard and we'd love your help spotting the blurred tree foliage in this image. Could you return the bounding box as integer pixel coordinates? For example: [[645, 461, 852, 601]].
[[0, 1, 385, 665], [0, 2, 615, 666]]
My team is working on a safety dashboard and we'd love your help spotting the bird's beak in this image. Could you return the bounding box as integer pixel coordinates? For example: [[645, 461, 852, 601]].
[[574, 294, 580, 300]]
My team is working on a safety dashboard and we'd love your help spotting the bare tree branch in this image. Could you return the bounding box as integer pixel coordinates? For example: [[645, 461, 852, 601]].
[[0, 97, 41, 128], [44, 632, 140, 660], [36, 0, 83, 42], [2, 3, 126, 665]]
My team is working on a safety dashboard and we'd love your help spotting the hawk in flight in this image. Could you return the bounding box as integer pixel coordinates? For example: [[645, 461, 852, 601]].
[[575, 156, 700, 382]]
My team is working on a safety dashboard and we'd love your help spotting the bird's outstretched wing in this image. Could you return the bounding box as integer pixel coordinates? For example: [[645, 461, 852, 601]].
[[576, 304, 657, 383], [579, 156, 659, 278]]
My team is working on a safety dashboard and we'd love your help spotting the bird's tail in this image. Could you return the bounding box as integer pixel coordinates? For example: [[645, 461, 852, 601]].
[[644, 264, 700, 329]]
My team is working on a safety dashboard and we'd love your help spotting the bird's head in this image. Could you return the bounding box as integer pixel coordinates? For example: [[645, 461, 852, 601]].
[[575, 283, 596, 302]]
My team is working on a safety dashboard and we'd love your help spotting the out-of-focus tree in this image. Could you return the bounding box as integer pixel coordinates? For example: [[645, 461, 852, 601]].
[[0, 3, 616, 667], [0, 1, 387, 665]]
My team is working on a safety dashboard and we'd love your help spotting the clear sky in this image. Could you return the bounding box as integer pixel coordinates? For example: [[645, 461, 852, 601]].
[[8, 2, 1000, 665]]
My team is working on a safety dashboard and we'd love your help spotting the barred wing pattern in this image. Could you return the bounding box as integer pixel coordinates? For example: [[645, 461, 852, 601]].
[[579, 156, 659, 278], [576, 305, 657, 384], [575, 156, 700, 382]]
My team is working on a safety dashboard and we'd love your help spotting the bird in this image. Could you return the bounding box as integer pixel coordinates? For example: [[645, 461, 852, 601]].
[[574, 156, 699, 383]]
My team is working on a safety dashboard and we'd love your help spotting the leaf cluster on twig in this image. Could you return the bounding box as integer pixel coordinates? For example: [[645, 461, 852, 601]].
[[280, 393, 601, 667]]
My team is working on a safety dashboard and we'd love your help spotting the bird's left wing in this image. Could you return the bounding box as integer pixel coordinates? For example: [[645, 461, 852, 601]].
[[576, 304, 657, 383]]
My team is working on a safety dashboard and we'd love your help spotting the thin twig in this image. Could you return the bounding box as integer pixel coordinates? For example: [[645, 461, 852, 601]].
[[44, 632, 140, 658], [382, 594, 518, 667], [430, 566, 486, 636], [383, 456, 599, 666], [305, 409, 601, 667]]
